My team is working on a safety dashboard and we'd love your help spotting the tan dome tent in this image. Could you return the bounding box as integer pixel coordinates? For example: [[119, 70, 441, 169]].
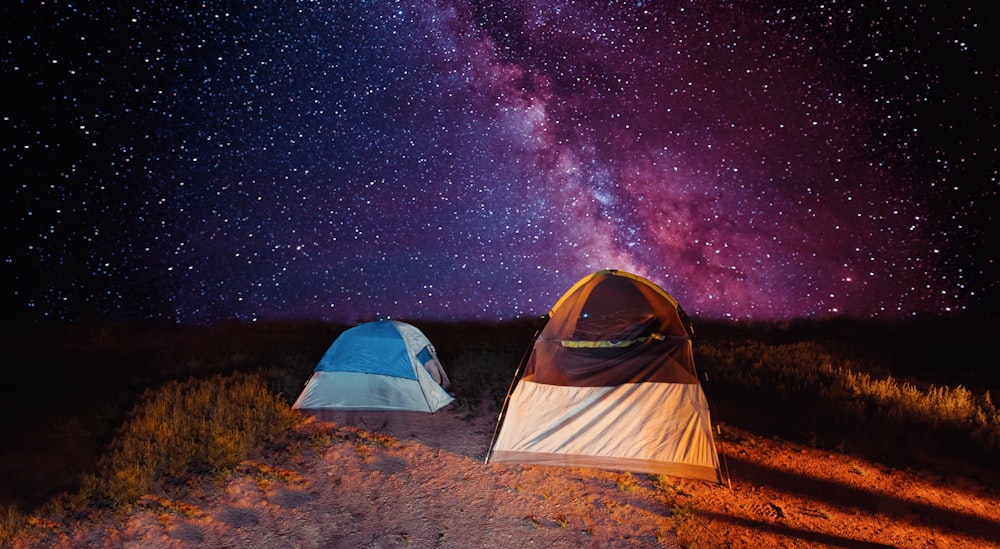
[[486, 270, 724, 484], [293, 320, 454, 413]]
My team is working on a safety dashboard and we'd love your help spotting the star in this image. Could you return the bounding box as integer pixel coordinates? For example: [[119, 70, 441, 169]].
[[3, 2, 995, 324]]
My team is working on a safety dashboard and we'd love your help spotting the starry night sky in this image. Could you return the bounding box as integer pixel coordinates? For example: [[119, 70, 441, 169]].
[[3, 2, 996, 324]]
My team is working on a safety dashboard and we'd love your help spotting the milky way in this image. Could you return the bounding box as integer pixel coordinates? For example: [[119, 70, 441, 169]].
[[3, 2, 996, 324]]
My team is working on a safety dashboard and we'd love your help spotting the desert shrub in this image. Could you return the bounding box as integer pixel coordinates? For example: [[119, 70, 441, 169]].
[[0, 505, 27, 547], [670, 500, 694, 521], [85, 372, 300, 508], [613, 472, 638, 492], [837, 371, 1000, 455], [696, 334, 1000, 470], [105, 462, 155, 507]]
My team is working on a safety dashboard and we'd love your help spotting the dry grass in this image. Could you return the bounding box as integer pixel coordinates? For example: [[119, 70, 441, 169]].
[[63, 372, 300, 511], [694, 320, 1000, 476]]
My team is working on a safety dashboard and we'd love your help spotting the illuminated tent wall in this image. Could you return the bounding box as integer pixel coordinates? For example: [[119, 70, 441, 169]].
[[293, 320, 454, 413], [487, 270, 723, 483]]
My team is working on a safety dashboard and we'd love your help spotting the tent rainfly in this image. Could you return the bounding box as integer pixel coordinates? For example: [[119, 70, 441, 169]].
[[292, 320, 454, 413], [486, 270, 724, 484]]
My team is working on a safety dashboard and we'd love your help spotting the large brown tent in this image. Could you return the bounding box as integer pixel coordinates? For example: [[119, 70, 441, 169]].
[[486, 270, 724, 483]]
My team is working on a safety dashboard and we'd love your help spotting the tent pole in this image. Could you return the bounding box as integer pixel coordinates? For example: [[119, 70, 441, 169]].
[[717, 423, 734, 490], [702, 368, 734, 490], [484, 316, 547, 464]]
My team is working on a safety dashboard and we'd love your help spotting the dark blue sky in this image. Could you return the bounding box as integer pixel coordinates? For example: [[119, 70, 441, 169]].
[[3, 2, 996, 324]]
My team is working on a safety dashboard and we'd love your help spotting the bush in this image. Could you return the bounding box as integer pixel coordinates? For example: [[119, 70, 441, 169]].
[[695, 329, 1000, 471], [86, 372, 300, 508], [0, 505, 27, 546]]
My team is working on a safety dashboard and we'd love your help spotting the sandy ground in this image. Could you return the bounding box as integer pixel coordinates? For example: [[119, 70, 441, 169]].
[[11, 404, 1000, 549]]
